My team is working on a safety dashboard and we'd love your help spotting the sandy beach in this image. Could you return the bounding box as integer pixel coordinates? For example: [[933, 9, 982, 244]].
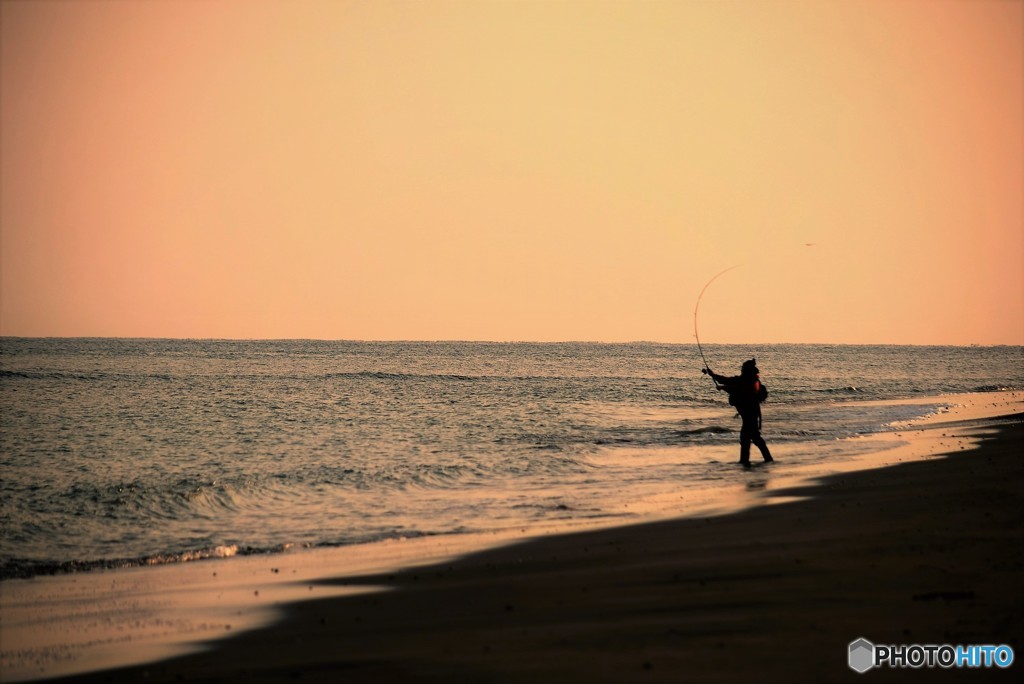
[[3, 394, 1017, 683]]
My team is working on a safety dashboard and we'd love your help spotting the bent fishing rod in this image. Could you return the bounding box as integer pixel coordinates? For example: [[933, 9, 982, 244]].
[[693, 264, 741, 389], [693, 244, 814, 388]]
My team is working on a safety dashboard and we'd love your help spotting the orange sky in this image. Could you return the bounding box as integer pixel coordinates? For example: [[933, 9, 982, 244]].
[[2, 0, 1021, 344]]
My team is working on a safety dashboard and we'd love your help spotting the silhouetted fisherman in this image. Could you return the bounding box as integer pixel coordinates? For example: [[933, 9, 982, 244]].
[[703, 358, 774, 468]]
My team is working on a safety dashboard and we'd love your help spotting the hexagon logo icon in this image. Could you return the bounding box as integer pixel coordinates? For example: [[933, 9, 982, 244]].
[[849, 638, 875, 673]]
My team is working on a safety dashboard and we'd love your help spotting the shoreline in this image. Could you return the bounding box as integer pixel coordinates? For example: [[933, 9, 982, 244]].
[[4, 391, 1016, 582], [3, 394, 1021, 682]]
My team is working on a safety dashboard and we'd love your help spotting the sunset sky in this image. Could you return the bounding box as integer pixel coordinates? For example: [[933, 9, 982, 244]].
[[2, 0, 1021, 344]]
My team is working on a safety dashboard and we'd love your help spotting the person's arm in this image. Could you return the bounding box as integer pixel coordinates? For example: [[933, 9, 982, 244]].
[[703, 369, 729, 388]]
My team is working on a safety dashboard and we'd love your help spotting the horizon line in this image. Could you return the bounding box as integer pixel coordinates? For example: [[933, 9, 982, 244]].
[[1, 335, 1021, 348]]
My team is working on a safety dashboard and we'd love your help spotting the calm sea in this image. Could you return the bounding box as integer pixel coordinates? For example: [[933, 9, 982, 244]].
[[1, 339, 1021, 579]]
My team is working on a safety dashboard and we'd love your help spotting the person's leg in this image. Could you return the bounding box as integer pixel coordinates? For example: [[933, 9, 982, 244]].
[[751, 432, 773, 462], [739, 423, 752, 466]]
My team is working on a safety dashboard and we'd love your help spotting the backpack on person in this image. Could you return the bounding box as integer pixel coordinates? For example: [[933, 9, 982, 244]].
[[728, 378, 768, 407]]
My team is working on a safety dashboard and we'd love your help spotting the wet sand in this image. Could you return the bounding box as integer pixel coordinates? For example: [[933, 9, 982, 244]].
[[39, 412, 1022, 683]]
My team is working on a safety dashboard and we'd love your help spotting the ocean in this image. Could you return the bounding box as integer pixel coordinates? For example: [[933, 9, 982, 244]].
[[1, 339, 1021, 580]]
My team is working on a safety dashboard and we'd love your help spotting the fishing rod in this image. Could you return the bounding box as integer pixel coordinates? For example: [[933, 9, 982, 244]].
[[694, 244, 814, 388], [693, 264, 741, 389]]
